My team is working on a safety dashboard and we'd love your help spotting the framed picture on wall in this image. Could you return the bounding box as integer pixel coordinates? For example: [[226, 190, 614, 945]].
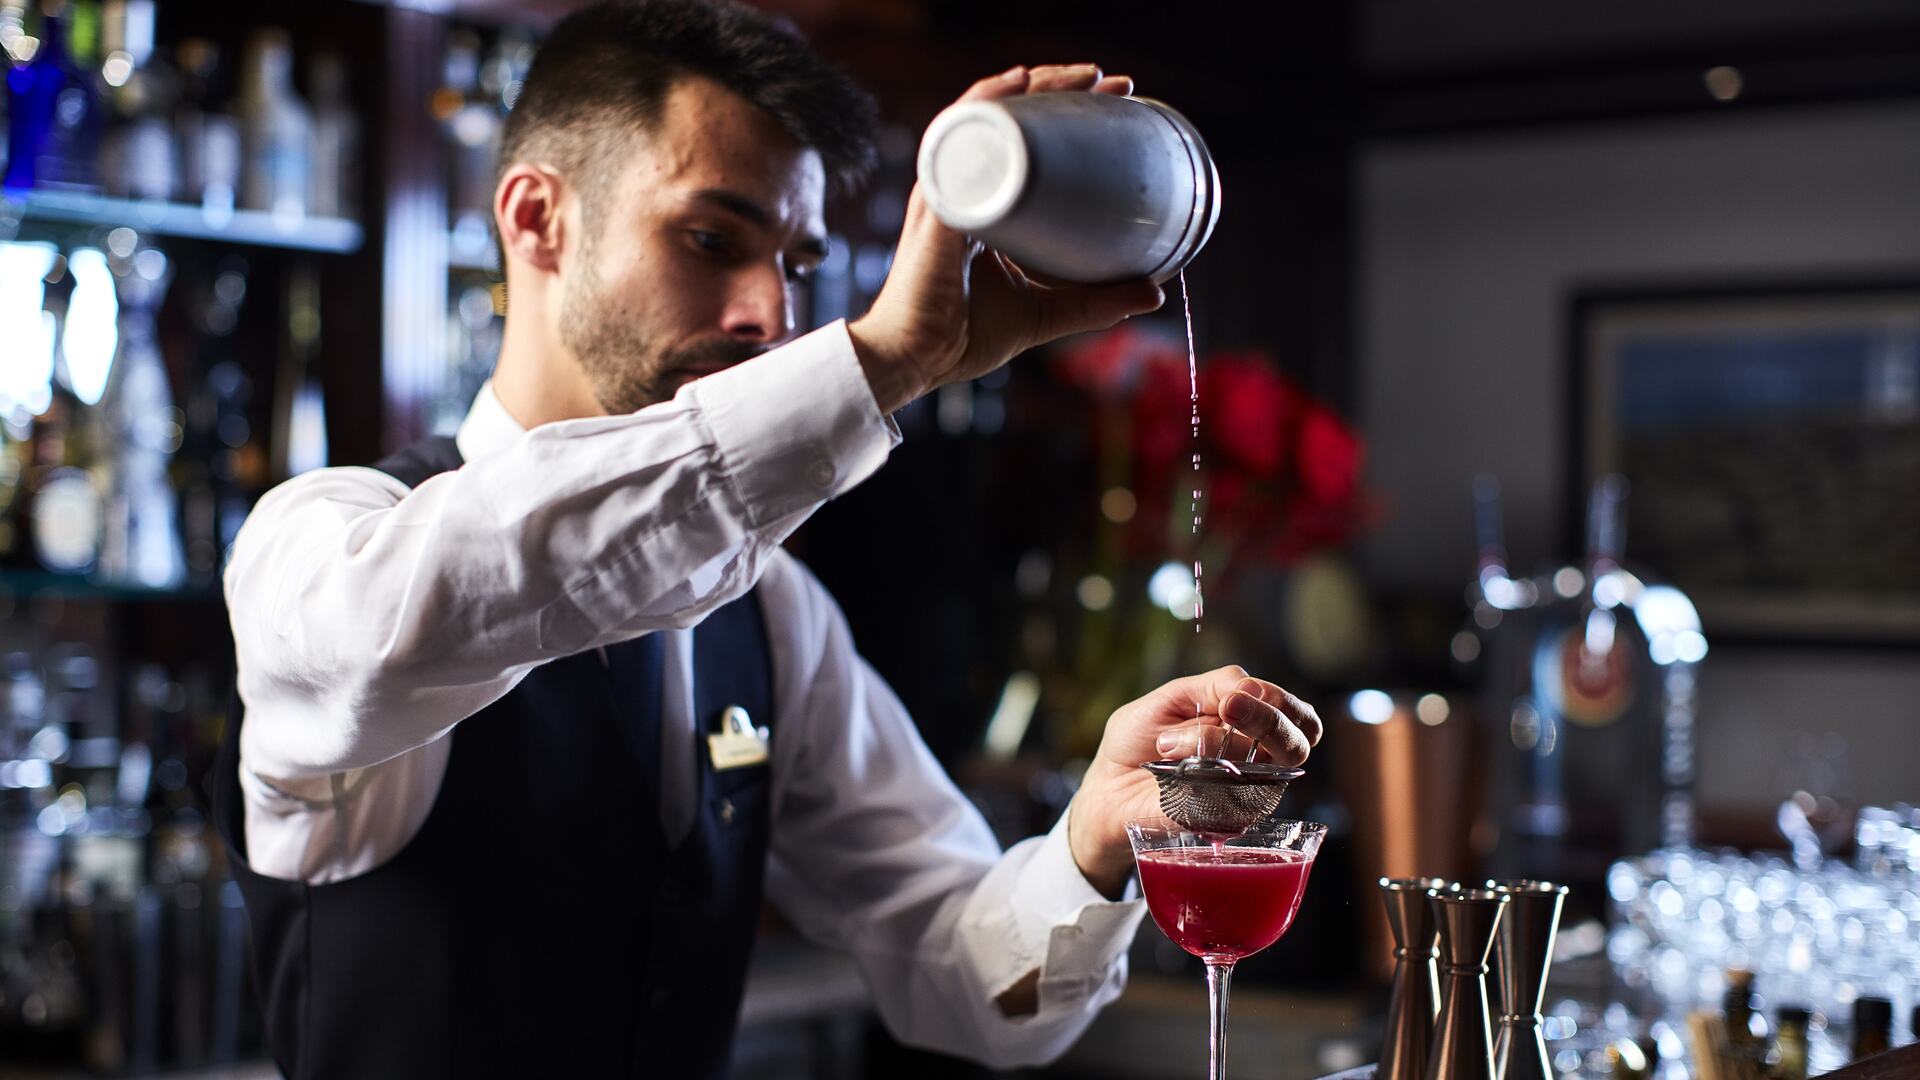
[[1571, 279, 1920, 643]]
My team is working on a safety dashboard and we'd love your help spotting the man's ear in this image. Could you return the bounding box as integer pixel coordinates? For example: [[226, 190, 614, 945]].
[[496, 163, 568, 273]]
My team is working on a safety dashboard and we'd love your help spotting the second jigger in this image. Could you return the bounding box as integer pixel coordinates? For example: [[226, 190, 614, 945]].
[[1488, 881, 1569, 1080], [1427, 888, 1509, 1080]]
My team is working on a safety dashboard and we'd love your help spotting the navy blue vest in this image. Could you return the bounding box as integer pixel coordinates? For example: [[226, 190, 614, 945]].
[[213, 437, 775, 1079]]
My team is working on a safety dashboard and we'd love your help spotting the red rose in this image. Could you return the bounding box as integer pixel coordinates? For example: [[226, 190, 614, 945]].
[[1207, 471, 1252, 532], [1129, 350, 1193, 483], [1296, 403, 1364, 507], [1198, 351, 1303, 479]]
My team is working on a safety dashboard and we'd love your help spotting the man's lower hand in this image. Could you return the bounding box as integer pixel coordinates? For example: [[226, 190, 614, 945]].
[[1065, 666, 1324, 899]]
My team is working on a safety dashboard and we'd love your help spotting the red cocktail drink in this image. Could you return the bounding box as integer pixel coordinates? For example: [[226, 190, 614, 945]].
[[1128, 818, 1328, 1080], [1137, 846, 1315, 961]]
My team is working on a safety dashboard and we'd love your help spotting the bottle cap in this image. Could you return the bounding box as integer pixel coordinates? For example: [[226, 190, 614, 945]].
[[1776, 1006, 1811, 1029], [1853, 996, 1892, 1031]]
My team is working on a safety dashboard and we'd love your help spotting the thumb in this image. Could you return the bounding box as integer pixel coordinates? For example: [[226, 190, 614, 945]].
[[1034, 278, 1167, 345]]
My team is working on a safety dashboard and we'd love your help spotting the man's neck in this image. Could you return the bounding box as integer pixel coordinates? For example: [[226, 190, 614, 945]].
[[490, 308, 605, 429]]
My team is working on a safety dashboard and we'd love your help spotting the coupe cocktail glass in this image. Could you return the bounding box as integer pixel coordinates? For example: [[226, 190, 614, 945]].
[[1127, 818, 1328, 1080]]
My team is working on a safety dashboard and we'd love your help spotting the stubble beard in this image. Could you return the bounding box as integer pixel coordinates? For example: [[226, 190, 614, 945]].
[[560, 243, 765, 415]]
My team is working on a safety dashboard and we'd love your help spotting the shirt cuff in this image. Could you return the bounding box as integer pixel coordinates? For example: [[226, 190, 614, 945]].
[[689, 319, 902, 528], [1006, 812, 1147, 1000]]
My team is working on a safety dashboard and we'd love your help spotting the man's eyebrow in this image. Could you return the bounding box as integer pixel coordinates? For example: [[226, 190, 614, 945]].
[[691, 188, 828, 260]]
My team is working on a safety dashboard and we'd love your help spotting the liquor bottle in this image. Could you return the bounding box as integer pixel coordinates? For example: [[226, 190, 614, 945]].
[[1771, 1006, 1810, 1080], [1720, 969, 1771, 1080], [2, 238, 60, 566], [5, 0, 104, 192], [96, 0, 177, 200], [24, 265, 108, 575], [29, 424, 104, 575], [1850, 997, 1891, 1062], [306, 52, 359, 220], [173, 36, 240, 213], [438, 29, 496, 261], [269, 262, 327, 478], [0, 3, 11, 179], [97, 234, 184, 587], [174, 259, 258, 584], [235, 28, 309, 218], [0, 422, 24, 560]]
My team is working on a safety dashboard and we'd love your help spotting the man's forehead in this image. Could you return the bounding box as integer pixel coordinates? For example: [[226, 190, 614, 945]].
[[621, 75, 827, 232]]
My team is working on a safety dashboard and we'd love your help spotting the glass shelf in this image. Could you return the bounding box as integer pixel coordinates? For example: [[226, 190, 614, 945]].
[[0, 190, 364, 254], [0, 569, 223, 604]]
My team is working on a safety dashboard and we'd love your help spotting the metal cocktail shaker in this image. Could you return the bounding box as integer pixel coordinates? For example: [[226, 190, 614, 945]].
[[1488, 880, 1568, 1080], [915, 92, 1222, 285], [1426, 888, 1508, 1080], [1379, 877, 1449, 1080]]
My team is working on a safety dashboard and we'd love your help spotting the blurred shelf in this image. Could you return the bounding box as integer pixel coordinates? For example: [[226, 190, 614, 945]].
[[0, 570, 223, 604], [0, 190, 364, 254]]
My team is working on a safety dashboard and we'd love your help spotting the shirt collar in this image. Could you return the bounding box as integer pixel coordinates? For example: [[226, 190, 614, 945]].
[[454, 380, 528, 464]]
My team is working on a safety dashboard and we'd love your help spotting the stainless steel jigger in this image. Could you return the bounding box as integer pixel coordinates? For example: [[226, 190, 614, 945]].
[[1379, 878, 1449, 1080], [1142, 758, 1302, 834], [1426, 888, 1509, 1080], [1487, 880, 1568, 1080]]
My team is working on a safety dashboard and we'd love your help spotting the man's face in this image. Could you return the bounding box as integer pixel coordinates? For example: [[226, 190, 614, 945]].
[[560, 74, 830, 414]]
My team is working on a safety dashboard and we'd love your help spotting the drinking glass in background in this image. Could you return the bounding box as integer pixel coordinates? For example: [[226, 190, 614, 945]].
[[1605, 804, 1920, 1072], [1127, 818, 1328, 1080]]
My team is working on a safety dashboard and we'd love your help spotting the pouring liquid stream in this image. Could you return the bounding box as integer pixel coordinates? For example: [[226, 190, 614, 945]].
[[1181, 270, 1203, 636], [1181, 269, 1221, 855]]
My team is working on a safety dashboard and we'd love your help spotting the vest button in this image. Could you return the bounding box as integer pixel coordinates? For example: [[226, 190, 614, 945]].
[[649, 986, 672, 1011], [658, 878, 684, 903]]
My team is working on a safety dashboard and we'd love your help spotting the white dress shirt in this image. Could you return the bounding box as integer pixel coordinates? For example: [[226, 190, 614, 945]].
[[222, 318, 1146, 1068]]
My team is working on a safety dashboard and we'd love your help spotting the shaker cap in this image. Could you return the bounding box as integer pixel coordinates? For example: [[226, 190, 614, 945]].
[[917, 102, 1029, 233]]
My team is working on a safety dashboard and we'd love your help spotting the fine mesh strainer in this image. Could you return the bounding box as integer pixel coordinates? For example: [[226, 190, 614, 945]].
[[1143, 757, 1303, 835]]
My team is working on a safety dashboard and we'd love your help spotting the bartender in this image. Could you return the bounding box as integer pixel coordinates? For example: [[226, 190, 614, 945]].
[[213, 1, 1322, 1077]]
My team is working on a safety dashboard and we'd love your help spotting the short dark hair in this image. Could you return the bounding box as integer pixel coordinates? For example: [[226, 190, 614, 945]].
[[498, 0, 879, 226]]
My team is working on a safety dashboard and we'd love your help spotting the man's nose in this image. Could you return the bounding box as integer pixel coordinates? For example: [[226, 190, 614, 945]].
[[721, 262, 795, 345]]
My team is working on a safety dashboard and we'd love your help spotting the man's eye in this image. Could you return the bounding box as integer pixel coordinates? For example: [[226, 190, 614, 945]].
[[786, 263, 817, 284], [691, 231, 735, 256]]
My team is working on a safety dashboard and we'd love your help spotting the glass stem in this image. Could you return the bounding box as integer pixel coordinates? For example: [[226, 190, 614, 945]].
[[1206, 960, 1234, 1080]]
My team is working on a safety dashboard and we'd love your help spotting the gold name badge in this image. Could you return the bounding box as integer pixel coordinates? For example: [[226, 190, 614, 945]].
[[707, 705, 770, 771]]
